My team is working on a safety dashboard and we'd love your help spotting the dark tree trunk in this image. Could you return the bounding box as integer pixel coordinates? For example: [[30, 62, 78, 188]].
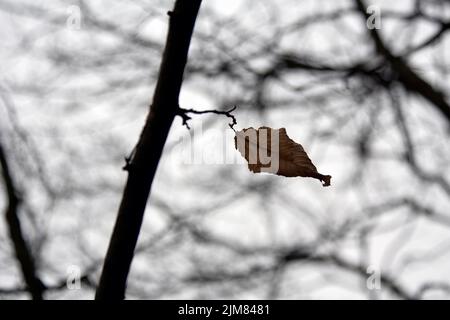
[[95, 0, 203, 300]]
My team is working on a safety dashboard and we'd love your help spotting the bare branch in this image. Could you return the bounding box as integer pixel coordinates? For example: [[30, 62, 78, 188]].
[[0, 142, 45, 300], [177, 105, 237, 130], [95, 0, 203, 300], [355, 0, 450, 124]]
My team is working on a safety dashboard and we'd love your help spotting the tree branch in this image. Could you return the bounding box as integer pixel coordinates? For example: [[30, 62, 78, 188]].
[[355, 0, 450, 124], [282, 250, 416, 300], [95, 0, 203, 300], [177, 105, 237, 130], [0, 142, 45, 300]]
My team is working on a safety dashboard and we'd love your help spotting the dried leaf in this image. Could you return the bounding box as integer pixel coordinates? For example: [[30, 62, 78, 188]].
[[234, 127, 331, 187]]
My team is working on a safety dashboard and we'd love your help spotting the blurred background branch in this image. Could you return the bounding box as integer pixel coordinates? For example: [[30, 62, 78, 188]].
[[0, 0, 449, 299]]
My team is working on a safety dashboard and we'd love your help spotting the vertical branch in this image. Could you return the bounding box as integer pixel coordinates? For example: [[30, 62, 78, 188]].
[[0, 142, 44, 300], [95, 0, 203, 300]]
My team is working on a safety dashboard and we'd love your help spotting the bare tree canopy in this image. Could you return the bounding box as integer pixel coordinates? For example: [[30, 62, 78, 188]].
[[0, 0, 449, 300]]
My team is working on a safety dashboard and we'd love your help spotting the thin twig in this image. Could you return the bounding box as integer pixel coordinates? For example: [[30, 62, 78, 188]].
[[177, 105, 238, 131]]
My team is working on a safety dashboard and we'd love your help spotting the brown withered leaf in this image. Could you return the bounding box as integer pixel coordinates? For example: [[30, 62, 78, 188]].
[[234, 127, 331, 187]]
